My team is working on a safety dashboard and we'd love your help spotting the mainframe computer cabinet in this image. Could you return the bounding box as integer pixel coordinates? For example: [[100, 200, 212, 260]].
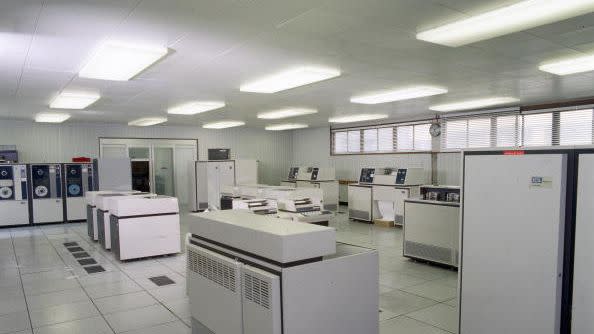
[[190, 160, 235, 211]]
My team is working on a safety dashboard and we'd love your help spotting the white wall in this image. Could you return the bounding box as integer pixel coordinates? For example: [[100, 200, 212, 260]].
[[0, 119, 293, 185], [291, 126, 462, 185]]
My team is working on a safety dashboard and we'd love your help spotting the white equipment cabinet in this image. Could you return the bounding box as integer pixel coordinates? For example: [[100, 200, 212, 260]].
[[348, 184, 372, 221], [460, 150, 567, 334], [348, 168, 375, 222], [372, 173, 424, 226], [187, 210, 378, 334], [295, 167, 338, 211], [109, 195, 180, 261], [30, 163, 64, 224], [235, 159, 258, 185], [571, 152, 594, 334], [403, 185, 460, 267], [190, 160, 236, 211], [64, 163, 95, 222], [86, 190, 128, 241], [0, 164, 29, 226], [96, 191, 150, 249]]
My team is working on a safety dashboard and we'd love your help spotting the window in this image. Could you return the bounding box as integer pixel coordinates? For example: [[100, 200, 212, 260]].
[[468, 118, 491, 148], [397, 126, 414, 150], [444, 119, 468, 149], [496, 115, 522, 147], [414, 124, 432, 150], [523, 113, 552, 147], [334, 132, 348, 153], [347, 130, 361, 152], [441, 107, 594, 151], [363, 129, 378, 152], [331, 122, 432, 154], [560, 109, 593, 146], [378, 127, 394, 151]]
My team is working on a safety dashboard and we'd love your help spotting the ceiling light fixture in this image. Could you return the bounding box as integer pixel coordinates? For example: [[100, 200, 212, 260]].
[[79, 41, 168, 81], [203, 120, 246, 129], [167, 101, 226, 115], [351, 86, 448, 104], [539, 53, 594, 75], [417, 0, 594, 47], [328, 114, 389, 123], [240, 66, 341, 93], [429, 97, 520, 112], [35, 113, 71, 123], [128, 117, 167, 127], [49, 91, 100, 110], [265, 123, 309, 131], [257, 108, 318, 119]]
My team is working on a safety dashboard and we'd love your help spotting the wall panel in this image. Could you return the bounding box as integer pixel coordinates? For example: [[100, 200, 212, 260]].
[[0, 120, 292, 185]]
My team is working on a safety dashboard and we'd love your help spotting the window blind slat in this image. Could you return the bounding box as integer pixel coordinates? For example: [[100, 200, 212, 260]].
[[440, 108, 594, 151]]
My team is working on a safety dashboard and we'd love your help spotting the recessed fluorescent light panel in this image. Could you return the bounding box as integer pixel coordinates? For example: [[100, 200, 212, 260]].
[[49, 91, 100, 110], [167, 101, 226, 115], [539, 54, 594, 75], [351, 86, 448, 104], [328, 114, 389, 123], [35, 113, 71, 123], [240, 66, 341, 93], [128, 117, 167, 127], [257, 108, 318, 120], [417, 0, 594, 47], [430, 97, 520, 112], [79, 41, 168, 81], [265, 123, 309, 131], [203, 120, 245, 129]]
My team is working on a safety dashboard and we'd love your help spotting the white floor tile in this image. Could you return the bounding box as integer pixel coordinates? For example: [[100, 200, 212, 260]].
[[29, 300, 99, 328], [33, 316, 113, 334], [120, 320, 190, 334], [104, 304, 177, 333], [94, 291, 158, 315], [380, 316, 450, 334], [380, 290, 438, 317], [27, 288, 89, 311], [407, 303, 458, 333], [400, 281, 458, 302], [84, 280, 142, 299], [0, 311, 31, 334]]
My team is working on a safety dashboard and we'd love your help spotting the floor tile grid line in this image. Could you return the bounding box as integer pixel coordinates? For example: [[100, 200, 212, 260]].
[[9, 230, 34, 333], [403, 314, 457, 334], [69, 226, 191, 330], [388, 281, 456, 304], [38, 228, 117, 334]]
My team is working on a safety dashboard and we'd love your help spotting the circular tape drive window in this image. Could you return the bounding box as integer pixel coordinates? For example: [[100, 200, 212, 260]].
[[35, 185, 49, 197], [68, 184, 81, 195], [0, 170, 8, 177], [0, 187, 13, 199]]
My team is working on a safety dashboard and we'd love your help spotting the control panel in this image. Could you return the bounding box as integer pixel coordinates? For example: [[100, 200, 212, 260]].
[[31, 164, 62, 199], [65, 163, 94, 198], [395, 169, 407, 185], [288, 167, 299, 180], [359, 168, 375, 184], [311, 167, 319, 180], [0, 165, 27, 201]]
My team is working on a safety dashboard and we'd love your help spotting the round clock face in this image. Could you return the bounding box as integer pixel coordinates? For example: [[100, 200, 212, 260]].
[[430, 123, 441, 137]]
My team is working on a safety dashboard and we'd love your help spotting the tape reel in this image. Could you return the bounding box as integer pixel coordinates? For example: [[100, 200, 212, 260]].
[[0, 187, 12, 199], [35, 185, 48, 197]]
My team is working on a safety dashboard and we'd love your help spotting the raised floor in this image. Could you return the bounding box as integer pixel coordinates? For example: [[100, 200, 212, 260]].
[[0, 207, 458, 334]]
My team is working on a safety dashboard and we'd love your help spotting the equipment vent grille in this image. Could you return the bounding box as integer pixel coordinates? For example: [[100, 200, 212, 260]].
[[188, 248, 236, 292], [243, 272, 271, 309], [405, 241, 452, 264], [349, 209, 369, 220]]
